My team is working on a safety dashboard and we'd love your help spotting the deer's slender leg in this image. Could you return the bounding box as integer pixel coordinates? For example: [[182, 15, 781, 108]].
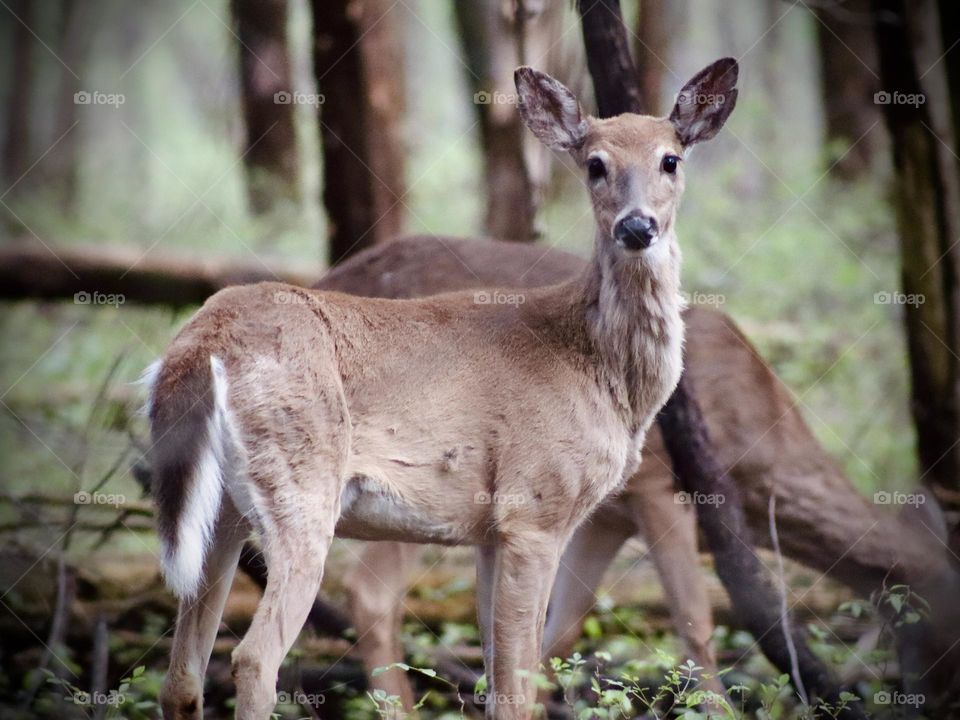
[[160, 502, 247, 720], [231, 490, 338, 720], [629, 478, 725, 698], [476, 544, 496, 686], [541, 511, 635, 663], [345, 541, 421, 710], [489, 535, 560, 720]]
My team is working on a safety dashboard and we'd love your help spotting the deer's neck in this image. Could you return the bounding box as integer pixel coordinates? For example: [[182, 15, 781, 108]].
[[579, 231, 684, 431]]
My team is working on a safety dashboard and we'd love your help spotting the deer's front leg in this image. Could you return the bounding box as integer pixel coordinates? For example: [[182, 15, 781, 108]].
[[489, 535, 560, 719]]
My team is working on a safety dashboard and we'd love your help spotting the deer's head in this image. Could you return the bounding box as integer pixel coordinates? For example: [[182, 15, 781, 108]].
[[515, 59, 738, 257]]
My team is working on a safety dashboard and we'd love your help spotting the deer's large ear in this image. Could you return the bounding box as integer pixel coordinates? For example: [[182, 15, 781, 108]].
[[670, 58, 738, 148], [515, 66, 587, 151]]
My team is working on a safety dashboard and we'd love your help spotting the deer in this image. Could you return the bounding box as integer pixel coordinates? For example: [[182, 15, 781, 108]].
[[316, 239, 958, 712], [148, 59, 740, 719]]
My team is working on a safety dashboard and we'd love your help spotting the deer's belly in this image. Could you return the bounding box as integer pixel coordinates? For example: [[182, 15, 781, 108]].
[[335, 474, 483, 545]]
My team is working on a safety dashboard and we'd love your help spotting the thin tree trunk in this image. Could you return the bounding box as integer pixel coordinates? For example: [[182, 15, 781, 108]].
[[2, 0, 34, 190], [311, 0, 406, 264], [231, 0, 300, 214], [452, 0, 536, 242], [815, 0, 884, 179], [578, 0, 645, 118], [938, 0, 960, 156], [632, 0, 678, 116], [53, 0, 99, 208], [873, 0, 960, 526]]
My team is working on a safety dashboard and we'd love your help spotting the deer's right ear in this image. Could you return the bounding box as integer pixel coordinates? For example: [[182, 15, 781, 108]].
[[515, 66, 587, 151]]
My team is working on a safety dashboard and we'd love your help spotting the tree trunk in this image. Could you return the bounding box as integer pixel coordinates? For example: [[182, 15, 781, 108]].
[[579, 1, 863, 714], [578, 0, 645, 118], [452, 0, 536, 242], [53, 0, 99, 208], [231, 0, 300, 215], [311, 0, 406, 264], [938, 0, 960, 158], [2, 0, 34, 190], [873, 0, 960, 527], [815, 0, 884, 179], [632, 0, 679, 116]]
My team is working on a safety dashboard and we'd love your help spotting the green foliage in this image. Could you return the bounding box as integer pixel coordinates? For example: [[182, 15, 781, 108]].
[[35, 665, 159, 720]]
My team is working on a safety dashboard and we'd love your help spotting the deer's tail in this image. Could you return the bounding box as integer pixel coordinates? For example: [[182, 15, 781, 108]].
[[144, 353, 233, 600]]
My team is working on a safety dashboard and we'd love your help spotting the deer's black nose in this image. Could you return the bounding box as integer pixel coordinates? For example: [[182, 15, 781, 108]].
[[614, 214, 659, 250]]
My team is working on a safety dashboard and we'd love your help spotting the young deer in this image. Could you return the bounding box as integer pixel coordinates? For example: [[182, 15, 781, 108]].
[[149, 59, 739, 719], [320, 242, 956, 712]]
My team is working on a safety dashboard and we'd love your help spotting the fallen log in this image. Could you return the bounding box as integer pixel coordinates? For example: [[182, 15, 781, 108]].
[[0, 241, 319, 308]]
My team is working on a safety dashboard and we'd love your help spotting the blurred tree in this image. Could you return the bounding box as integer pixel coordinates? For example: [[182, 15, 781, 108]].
[[312, 0, 406, 264], [579, 0, 645, 118], [815, 0, 884, 179], [632, 0, 682, 116], [51, 0, 99, 209], [2, 0, 33, 191], [453, 0, 536, 242], [938, 0, 960, 164], [232, 0, 300, 215], [873, 0, 960, 527]]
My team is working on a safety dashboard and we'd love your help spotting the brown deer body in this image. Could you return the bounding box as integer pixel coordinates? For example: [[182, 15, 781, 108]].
[[319, 236, 956, 709], [150, 61, 739, 719]]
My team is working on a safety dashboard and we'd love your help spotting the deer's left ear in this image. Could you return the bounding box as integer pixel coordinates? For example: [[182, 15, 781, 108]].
[[515, 66, 587, 151], [670, 58, 738, 148]]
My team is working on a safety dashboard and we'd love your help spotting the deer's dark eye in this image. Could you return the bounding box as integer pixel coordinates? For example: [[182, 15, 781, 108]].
[[588, 157, 607, 181], [661, 154, 680, 174]]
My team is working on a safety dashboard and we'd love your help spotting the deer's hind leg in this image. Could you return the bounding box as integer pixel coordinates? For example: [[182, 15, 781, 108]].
[[230, 461, 344, 720], [345, 542, 422, 710], [229, 376, 350, 720], [161, 500, 247, 720]]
